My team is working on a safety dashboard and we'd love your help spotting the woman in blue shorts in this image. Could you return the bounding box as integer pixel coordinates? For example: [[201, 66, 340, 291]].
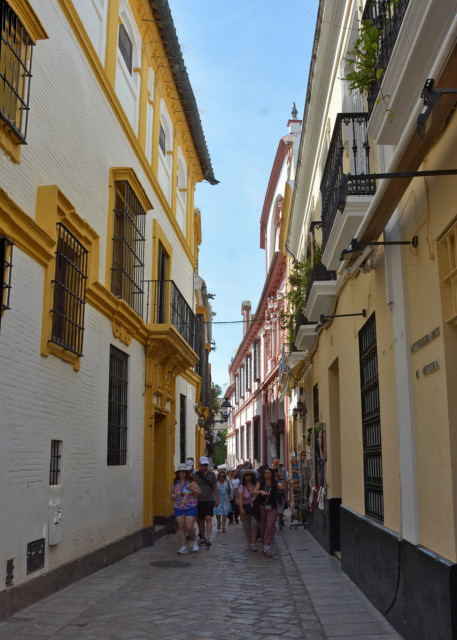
[[171, 463, 202, 554]]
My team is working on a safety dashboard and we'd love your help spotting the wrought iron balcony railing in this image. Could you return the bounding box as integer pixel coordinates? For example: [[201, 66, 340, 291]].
[[363, 0, 410, 114], [320, 113, 376, 250], [145, 279, 199, 352]]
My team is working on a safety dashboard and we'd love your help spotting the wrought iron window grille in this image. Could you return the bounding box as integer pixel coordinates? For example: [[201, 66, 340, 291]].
[[359, 312, 384, 522], [49, 440, 62, 485], [0, 0, 34, 142], [50, 223, 88, 357], [0, 235, 13, 314], [111, 181, 146, 317], [108, 345, 128, 466]]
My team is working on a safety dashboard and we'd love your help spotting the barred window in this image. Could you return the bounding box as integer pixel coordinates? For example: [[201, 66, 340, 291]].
[[0, 235, 13, 313], [235, 429, 239, 460], [49, 440, 62, 485], [240, 427, 245, 459], [239, 367, 245, 398], [0, 1, 34, 142], [108, 345, 128, 466], [234, 374, 239, 404], [118, 23, 132, 74], [180, 394, 186, 463], [51, 223, 88, 356], [359, 312, 383, 522], [111, 181, 146, 316]]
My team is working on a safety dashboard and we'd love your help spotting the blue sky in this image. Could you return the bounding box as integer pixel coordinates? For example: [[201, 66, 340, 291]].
[[168, 1, 320, 393]]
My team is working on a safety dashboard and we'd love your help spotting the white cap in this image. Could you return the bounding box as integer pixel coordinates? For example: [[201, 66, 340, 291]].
[[199, 456, 209, 465]]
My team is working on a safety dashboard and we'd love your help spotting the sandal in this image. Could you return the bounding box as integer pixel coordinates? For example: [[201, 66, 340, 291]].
[[222, 528, 226, 533], [264, 551, 273, 558]]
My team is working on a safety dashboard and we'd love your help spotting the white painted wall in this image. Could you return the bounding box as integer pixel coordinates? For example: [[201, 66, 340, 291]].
[[0, 0, 198, 589]]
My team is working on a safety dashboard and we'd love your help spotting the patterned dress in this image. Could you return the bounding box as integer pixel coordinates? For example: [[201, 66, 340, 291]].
[[173, 481, 198, 510], [214, 480, 232, 515]]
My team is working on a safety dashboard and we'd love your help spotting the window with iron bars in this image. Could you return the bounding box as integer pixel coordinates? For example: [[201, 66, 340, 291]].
[[246, 422, 251, 460], [51, 223, 88, 357], [235, 429, 239, 460], [180, 394, 186, 463], [0, 235, 13, 315], [359, 312, 384, 523], [0, 1, 34, 143], [253, 339, 261, 381], [49, 440, 62, 485], [111, 181, 145, 317], [108, 345, 128, 466]]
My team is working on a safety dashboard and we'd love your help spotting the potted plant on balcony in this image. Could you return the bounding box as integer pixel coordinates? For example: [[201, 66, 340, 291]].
[[279, 244, 323, 344]]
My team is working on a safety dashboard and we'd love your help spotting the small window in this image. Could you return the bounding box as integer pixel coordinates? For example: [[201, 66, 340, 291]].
[[49, 440, 62, 485], [0, 1, 34, 142], [111, 181, 146, 316], [108, 345, 128, 466], [118, 23, 132, 74], [180, 394, 186, 463], [159, 124, 166, 155], [0, 235, 13, 314], [51, 223, 88, 356]]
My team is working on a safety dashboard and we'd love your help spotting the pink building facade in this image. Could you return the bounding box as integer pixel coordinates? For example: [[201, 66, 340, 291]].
[[226, 108, 302, 471]]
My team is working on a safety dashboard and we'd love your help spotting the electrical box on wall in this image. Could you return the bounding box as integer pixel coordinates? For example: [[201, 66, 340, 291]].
[[48, 504, 62, 546]]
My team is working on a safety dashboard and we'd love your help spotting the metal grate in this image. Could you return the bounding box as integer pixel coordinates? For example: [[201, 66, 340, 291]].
[[0, 0, 33, 142], [253, 417, 260, 460], [359, 312, 383, 522], [108, 345, 128, 466], [51, 223, 88, 356], [180, 393, 186, 463], [111, 181, 145, 317], [49, 439, 62, 485], [26, 539, 44, 574], [0, 235, 13, 313]]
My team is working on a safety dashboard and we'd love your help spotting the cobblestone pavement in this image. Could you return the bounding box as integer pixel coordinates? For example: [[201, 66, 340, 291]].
[[0, 520, 404, 640]]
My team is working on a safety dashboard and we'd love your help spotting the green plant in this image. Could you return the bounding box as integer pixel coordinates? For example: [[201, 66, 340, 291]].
[[344, 4, 398, 121], [280, 244, 323, 344], [306, 421, 325, 447]]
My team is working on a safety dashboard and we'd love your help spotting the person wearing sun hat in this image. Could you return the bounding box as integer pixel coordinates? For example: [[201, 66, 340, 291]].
[[170, 463, 202, 554], [194, 456, 218, 547]]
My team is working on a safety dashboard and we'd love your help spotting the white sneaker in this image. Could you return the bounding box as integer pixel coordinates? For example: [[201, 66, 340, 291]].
[[192, 541, 199, 552], [177, 546, 188, 554]]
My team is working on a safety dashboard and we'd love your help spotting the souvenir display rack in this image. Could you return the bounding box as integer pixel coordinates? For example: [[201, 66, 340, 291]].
[[289, 452, 307, 529]]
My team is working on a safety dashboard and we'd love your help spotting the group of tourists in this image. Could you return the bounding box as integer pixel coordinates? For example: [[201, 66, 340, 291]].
[[170, 456, 289, 558]]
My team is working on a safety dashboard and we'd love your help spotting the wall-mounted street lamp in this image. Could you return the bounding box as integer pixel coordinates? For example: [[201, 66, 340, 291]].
[[417, 79, 457, 139], [340, 236, 418, 262], [292, 399, 305, 419], [220, 398, 232, 421], [315, 310, 367, 332]]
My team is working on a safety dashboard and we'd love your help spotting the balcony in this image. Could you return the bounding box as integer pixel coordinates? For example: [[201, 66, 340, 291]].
[[145, 279, 199, 353], [364, 0, 411, 116], [304, 264, 338, 324], [320, 113, 376, 271], [365, 0, 455, 145]]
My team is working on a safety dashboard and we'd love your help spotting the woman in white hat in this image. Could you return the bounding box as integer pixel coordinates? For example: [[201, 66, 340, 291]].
[[171, 463, 202, 554]]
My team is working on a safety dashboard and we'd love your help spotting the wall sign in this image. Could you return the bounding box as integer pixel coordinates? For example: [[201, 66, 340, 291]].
[[423, 360, 439, 376], [411, 327, 440, 353]]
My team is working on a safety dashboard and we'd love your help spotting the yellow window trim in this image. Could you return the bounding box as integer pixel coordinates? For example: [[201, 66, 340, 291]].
[[36, 186, 99, 371], [105, 167, 153, 293], [0, 0, 48, 162], [58, 0, 202, 265], [152, 218, 173, 281]]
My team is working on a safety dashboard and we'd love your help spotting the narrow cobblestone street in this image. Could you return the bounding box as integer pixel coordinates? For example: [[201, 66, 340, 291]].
[[0, 521, 404, 640]]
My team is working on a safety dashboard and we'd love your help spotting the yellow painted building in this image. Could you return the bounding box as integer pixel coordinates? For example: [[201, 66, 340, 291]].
[[283, 1, 457, 638]]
